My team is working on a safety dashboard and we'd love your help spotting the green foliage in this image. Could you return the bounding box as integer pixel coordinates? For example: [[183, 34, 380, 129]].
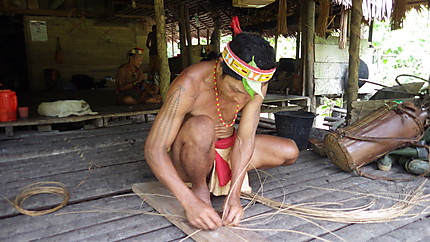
[[317, 97, 344, 117], [372, 9, 430, 86]]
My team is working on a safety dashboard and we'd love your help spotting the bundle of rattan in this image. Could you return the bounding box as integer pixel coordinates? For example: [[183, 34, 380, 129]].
[[240, 181, 429, 224], [8, 181, 70, 216]]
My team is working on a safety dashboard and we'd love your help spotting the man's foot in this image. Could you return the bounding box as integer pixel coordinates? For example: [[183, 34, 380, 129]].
[[145, 97, 161, 104], [192, 186, 212, 207]]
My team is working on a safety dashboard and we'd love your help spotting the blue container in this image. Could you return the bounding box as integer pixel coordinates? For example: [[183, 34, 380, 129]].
[[274, 111, 315, 149]]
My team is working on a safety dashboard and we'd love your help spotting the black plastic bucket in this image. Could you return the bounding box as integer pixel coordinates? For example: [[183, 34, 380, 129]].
[[274, 111, 315, 149]]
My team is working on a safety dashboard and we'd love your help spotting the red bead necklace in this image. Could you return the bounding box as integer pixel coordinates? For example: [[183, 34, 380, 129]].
[[213, 61, 239, 127]]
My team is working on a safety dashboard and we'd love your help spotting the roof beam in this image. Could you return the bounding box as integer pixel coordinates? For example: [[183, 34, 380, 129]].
[[198, 3, 219, 17], [49, 0, 65, 9], [113, 1, 154, 9], [114, 14, 147, 18], [0, 6, 103, 17]]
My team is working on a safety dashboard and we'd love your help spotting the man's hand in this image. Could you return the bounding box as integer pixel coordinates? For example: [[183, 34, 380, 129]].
[[222, 196, 244, 226], [214, 123, 234, 138], [184, 197, 222, 230], [137, 71, 146, 81]]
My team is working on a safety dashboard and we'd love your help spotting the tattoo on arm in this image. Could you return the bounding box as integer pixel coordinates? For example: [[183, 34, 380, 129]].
[[152, 86, 185, 144]]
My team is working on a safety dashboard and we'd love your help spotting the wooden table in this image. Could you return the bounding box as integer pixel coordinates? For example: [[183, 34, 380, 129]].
[[261, 93, 310, 113]]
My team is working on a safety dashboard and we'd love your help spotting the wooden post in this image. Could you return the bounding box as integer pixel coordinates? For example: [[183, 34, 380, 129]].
[[197, 27, 200, 45], [305, 0, 316, 113], [154, 0, 171, 100], [178, 5, 187, 70], [368, 20, 374, 43], [346, 0, 362, 123], [171, 25, 175, 56], [207, 29, 210, 46], [300, 1, 307, 97], [274, 34, 278, 60], [184, 6, 192, 66], [295, 31, 300, 71], [212, 18, 221, 53]]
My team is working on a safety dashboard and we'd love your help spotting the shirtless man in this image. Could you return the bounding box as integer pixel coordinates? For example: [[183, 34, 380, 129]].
[[116, 47, 161, 105], [144, 33, 299, 230], [146, 25, 160, 77]]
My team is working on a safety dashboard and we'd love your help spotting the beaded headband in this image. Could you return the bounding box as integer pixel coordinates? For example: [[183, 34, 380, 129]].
[[129, 47, 144, 55], [222, 43, 276, 83], [222, 43, 276, 98]]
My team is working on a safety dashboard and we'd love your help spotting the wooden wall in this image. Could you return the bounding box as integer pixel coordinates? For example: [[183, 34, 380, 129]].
[[23, 16, 152, 90], [314, 36, 373, 95]]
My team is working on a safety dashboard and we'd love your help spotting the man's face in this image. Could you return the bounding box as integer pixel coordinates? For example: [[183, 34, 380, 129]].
[[222, 75, 252, 104], [216, 60, 251, 102], [130, 54, 143, 67]]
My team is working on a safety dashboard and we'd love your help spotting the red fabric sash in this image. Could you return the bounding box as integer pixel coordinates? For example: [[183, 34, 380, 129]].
[[214, 130, 236, 186]]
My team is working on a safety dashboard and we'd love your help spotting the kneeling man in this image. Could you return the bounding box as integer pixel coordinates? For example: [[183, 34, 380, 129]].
[[144, 33, 299, 230]]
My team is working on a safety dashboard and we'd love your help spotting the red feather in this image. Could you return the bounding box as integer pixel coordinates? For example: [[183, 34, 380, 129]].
[[230, 16, 242, 36]]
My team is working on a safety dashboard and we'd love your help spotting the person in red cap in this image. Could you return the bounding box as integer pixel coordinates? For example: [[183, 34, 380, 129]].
[[145, 32, 299, 230], [115, 47, 161, 105]]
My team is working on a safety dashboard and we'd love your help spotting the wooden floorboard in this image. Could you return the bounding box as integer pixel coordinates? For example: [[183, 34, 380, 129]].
[[0, 121, 153, 145], [133, 181, 267, 242], [0, 126, 150, 162], [372, 217, 430, 241], [1, 119, 430, 241], [0, 195, 171, 241], [120, 226, 188, 242], [0, 161, 156, 218]]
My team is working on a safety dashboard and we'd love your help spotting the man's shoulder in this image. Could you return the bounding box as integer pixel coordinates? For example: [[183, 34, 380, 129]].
[[170, 64, 210, 93], [179, 62, 212, 83]]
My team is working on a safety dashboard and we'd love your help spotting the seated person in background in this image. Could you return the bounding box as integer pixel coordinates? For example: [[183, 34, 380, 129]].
[[116, 47, 161, 105]]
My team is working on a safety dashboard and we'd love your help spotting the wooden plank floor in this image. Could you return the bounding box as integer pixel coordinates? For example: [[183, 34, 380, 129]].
[[1, 122, 430, 241]]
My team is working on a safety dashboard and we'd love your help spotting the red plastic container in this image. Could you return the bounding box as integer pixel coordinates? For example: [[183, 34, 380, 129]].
[[0, 90, 18, 122]]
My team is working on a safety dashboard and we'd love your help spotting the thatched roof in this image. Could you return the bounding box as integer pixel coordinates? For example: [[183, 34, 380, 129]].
[[104, 0, 429, 41], [2, 0, 428, 40], [332, 0, 429, 29], [103, 0, 300, 41]]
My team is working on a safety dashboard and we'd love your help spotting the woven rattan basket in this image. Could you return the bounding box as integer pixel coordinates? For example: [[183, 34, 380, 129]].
[[324, 102, 428, 173]]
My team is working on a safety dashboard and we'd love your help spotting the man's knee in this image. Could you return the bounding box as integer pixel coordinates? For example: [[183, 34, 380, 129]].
[[182, 115, 215, 148], [280, 139, 299, 166]]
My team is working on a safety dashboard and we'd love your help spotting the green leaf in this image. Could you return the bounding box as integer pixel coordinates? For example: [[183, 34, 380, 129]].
[[242, 78, 254, 99]]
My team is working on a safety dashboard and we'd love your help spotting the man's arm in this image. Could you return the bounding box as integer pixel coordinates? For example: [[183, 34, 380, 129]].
[[144, 77, 222, 230], [146, 32, 152, 49], [116, 67, 140, 92], [142, 82, 159, 95], [222, 84, 267, 226]]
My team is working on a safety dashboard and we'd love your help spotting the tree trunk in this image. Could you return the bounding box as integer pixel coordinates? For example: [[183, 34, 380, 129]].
[[154, 0, 171, 100], [346, 0, 362, 123]]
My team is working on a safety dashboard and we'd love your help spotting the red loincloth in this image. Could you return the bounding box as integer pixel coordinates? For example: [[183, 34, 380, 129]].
[[214, 130, 236, 186]]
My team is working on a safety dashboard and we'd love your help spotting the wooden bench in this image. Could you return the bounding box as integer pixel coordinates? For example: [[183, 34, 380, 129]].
[[0, 109, 160, 137], [261, 93, 310, 113], [1, 94, 310, 137]]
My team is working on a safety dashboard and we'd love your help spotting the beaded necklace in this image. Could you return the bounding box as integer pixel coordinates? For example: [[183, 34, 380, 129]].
[[213, 61, 239, 128]]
